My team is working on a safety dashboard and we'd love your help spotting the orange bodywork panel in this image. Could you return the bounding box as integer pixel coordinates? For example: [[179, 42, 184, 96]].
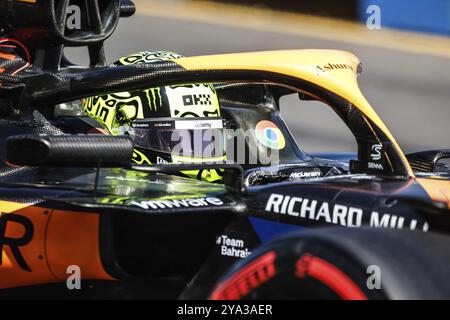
[[416, 179, 450, 209], [0, 201, 113, 290], [176, 50, 414, 177]]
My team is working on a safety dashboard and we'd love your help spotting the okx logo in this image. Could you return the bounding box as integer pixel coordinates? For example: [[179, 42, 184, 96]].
[[0, 213, 34, 272]]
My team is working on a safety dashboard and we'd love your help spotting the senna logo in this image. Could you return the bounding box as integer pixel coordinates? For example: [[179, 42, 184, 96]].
[[130, 197, 224, 210], [370, 143, 383, 161], [368, 143, 384, 171], [316, 62, 354, 74], [0, 213, 34, 272]]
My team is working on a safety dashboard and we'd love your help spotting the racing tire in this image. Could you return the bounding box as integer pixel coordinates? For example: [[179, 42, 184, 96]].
[[210, 227, 450, 300]]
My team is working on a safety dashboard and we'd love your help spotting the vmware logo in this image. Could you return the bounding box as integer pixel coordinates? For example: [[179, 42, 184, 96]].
[[130, 197, 224, 210]]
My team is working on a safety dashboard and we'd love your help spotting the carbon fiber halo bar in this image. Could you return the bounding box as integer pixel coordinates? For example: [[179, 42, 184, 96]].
[[25, 63, 273, 105]]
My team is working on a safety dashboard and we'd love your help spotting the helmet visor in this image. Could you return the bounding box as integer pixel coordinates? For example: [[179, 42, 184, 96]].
[[127, 118, 225, 158]]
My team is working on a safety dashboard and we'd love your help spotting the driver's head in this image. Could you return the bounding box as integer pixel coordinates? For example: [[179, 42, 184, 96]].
[[82, 51, 226, 182]]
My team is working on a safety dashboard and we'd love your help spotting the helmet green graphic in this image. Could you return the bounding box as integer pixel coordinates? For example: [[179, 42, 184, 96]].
[[82, 51, 225, 182]]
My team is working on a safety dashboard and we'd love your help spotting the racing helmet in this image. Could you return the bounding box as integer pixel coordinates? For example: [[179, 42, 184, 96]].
[[82, 51, 226, 182]]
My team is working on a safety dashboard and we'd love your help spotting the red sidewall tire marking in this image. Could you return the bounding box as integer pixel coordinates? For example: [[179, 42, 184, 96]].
[[296, 253, 367, 300], [211, 251, 276, 300]]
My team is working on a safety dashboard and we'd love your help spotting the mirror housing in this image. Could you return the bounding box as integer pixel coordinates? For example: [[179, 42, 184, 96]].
[[6, 134, 134, 167]]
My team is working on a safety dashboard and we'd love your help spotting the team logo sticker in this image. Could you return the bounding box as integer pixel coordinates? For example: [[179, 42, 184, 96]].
[[255, 120, 286, 150]]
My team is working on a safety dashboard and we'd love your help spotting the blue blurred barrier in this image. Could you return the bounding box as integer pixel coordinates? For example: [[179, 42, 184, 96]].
[[359, 0, 450, 35]]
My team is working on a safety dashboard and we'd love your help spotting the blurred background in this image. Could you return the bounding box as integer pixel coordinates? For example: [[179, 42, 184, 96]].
[[67, 0, 450, 154]]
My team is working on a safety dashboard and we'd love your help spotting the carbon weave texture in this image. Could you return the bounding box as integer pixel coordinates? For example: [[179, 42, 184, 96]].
[[7, 134, 133, 167]]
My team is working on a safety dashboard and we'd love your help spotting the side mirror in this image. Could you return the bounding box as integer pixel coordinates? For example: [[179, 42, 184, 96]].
[[6, 134, 134, 167]]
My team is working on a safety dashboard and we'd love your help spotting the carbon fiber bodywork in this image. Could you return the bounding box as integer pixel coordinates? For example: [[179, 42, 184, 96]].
[[1, 2, 450, 298], [1, 60, 450, 297], [0, 160, 447, 299]]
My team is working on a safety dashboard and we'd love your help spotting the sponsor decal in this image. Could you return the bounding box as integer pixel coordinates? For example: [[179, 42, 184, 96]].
[[265, 193, 429, 231], [165, 83, 218, 115], [130, 196, 224, 210], [120, 51, 183, 65], [153, 122, 172, 128], [368, 162, 384, 170], [370, 143, 383, 161], [156, 156, 168, 164], [316, 62, 355, 74], [195, 122, 211, 128], [211, 251, 276, 300], [255, 120, 286, 150], [183, 94, 212, 106], [174, 119, 223, 130], [368, 143, 384, 170], [131, 121, 172, 129], [217, 234, 252, 259], [289, 170, 322, 180], [0, 213, 34, 272]]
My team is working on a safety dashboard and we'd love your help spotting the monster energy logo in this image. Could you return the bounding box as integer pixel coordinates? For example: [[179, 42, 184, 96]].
[[146, 87, 162, 111]]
